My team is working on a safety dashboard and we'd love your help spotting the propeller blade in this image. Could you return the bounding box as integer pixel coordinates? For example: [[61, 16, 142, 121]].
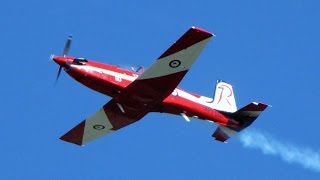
[[55, 65, 63, 84], [63, 35, 72, 57], [54, 35, 72, 85]]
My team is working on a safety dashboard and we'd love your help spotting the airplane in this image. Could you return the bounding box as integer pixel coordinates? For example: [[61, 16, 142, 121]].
[[52, 27, 269, 146]]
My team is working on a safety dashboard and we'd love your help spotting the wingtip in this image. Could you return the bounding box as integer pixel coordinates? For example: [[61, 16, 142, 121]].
[[191, 26, 214, 36], [59, 136, 83, 146], [158, 26, 214, 59], [59, 120, 86, 146]]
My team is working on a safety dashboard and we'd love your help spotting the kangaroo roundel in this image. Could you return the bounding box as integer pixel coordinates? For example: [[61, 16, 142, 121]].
[[93, 125, 105, 130], [169, 60, 181, 68]]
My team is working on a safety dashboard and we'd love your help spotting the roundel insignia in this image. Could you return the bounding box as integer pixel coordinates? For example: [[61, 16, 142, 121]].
[[169, 60, 181, 68], [93, 125, 105, 130]]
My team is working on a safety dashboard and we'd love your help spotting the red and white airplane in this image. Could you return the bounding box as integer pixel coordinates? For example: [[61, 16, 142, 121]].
[[52, 27, 268, 146]]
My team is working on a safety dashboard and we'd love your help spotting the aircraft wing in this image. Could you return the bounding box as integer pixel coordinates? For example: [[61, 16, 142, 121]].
[[138, 26, 213, 81], [60, 99, 145, 146], [60, 27, 213, 145], [116, 27, 214, 118]]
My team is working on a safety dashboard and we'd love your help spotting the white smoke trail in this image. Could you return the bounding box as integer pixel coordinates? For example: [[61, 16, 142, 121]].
[[239, 129, 320, 172]]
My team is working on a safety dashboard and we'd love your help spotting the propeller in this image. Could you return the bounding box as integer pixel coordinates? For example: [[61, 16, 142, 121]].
[[63, 35, 72, 57], [55, 66, 63, 84], [55, 35, 72, 84]]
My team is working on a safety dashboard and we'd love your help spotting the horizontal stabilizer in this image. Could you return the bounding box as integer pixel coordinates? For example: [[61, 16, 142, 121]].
[[212, 125, 237, 142], [212, 102, 269, 142], [233, 102, 268, 129]]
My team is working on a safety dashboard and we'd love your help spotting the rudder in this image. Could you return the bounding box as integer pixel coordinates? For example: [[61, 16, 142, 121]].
[[210, 80, 237, 113]]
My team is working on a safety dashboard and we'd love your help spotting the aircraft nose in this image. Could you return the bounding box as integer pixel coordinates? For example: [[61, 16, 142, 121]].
[[52, 56, 66, 66]]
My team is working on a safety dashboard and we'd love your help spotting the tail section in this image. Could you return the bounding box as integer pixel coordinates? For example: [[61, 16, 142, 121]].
[[212, 125, 237, 143], [232, 102, 269, 129], [212, 102, 268, 142], [211, 80, 237, 113]]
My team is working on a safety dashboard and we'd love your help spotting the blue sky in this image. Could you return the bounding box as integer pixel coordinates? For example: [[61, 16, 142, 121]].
[[1, 0, 320, 179]]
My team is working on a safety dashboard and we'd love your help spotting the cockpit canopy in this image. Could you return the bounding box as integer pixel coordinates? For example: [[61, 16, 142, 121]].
[[71, 57, 144, 74], [72, 58, 88, 65], [117, 65, 144, 74]]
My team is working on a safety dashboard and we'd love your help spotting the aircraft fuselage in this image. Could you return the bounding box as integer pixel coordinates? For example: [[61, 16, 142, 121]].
[[53, 56, 240, 129]]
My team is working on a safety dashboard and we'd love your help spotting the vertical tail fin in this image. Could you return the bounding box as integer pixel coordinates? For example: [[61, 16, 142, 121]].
[[211, 80, 237, 113]]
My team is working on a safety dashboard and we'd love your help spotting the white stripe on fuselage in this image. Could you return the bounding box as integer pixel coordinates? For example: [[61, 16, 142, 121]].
[[70, 64, 215, 109], [70, 64, 138, 82], [173, 89, 218, 110]]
